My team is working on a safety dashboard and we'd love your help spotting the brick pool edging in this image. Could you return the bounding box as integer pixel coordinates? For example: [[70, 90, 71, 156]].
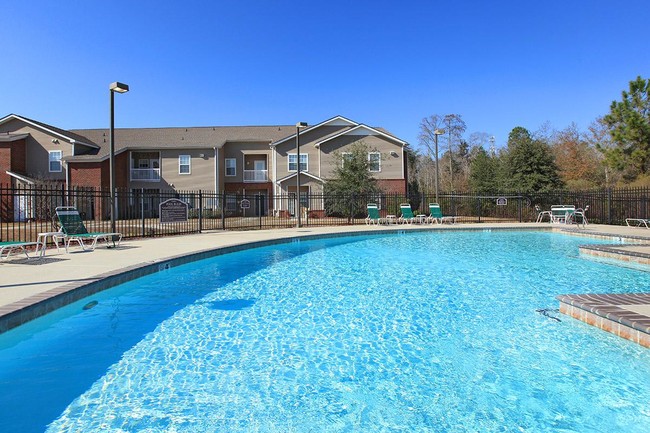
[[557, 294, 650, 348]]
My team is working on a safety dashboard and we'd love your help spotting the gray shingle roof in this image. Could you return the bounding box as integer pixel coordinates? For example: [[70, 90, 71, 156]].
[[67, 125, 295, 161]]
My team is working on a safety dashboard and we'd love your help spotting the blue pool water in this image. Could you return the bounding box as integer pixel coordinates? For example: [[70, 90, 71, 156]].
[[2, 231, 650, 432]]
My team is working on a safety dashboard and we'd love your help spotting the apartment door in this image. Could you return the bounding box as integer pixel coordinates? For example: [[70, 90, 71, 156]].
[[287, 186, 309, 217], [254, 160, 266, 182]]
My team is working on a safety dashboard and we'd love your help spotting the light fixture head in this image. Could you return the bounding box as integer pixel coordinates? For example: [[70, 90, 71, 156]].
[[296, 121, 308, 128], [434, 129, 444, 135], [110, 81, 129, 93]]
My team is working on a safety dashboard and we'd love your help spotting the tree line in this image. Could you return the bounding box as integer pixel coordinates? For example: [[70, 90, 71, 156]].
[[411, 76, 650, 194]]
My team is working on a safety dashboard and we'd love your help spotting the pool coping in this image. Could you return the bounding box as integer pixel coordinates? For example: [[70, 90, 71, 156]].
[[557, 293, 650, 348], [556, 227, 650, 347], [0, 224, 549, 334]]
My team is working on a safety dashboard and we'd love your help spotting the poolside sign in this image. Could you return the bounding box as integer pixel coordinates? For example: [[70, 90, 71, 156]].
[[240, 199, 251, 209], [159, 198, 189, 223], [496, 197, 507, 206]]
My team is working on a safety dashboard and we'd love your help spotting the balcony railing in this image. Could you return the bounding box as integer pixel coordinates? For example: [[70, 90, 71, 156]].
[[131, 168, 161, 181], [243, 169, 268, 182]]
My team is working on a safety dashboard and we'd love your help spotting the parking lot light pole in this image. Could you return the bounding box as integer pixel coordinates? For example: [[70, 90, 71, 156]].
[[295, 121, 308, 227], [433, 128, 444, 203], [109, 81, 129, 234]]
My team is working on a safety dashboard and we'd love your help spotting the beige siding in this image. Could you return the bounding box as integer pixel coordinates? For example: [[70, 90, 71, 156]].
[[129, 149, 216, 191], [319, 134, 403, 180], [159, 149, 214, 190], [275, 136, 321, 179], [222, 142, 271, 184], [0, 118, 70, 181]]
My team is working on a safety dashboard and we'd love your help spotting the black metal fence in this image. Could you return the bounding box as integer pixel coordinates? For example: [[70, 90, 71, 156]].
[[2, 184, 650, 243]]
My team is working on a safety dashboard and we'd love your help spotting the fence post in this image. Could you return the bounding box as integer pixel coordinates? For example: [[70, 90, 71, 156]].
[[258, 195, 262, 229], [140, 188, 146, 237], [607, 188, 612, 225], [198, 190, 203, 233], [518, 194, 522, 223], [221, 193, 226, 230], [477, 197, 481, 223]]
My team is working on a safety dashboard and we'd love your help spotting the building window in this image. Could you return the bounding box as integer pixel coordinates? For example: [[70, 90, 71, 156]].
[[49, 150, 62, 172], [179, 155, 191, 174], [368, 152, 381, 172], [288, 154, 308, 172], [225, 158, 236, 176], [341, 152, 352, 168]]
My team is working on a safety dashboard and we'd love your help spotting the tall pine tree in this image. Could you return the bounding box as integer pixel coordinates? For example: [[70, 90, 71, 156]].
[[504, 127, 563, 193]]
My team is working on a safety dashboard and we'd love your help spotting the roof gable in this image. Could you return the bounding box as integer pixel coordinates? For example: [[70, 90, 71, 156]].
[[314, 124, 408, 148], [0, 114, 99, 149], [276, 171, 325, 184], [271, 115, 359, 147]]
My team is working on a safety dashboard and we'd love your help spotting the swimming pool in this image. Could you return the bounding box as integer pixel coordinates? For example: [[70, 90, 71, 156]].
[[2, 231, 650, 432]]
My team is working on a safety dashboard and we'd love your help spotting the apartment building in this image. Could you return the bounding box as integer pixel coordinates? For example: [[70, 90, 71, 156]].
[[0, 114, 408, 220]]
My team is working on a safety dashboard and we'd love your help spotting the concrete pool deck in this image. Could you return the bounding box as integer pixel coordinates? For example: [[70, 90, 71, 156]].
[[2, 222, 650, 348]]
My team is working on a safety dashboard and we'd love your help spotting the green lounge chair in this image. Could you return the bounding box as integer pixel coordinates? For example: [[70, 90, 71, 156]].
[[56, 206, 122, 251], [0, 240, 37, 260], [399, 203, 415, 224], [365, 203, 383, 225], [427, 203, 458, 224]]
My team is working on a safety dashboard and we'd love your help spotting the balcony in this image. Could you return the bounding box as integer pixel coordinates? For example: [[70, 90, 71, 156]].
[[243, 169, 268, 183], [131, 168, 161, 181]]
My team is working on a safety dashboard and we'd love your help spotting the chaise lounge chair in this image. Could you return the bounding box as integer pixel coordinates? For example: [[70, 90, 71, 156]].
[[365, 203, 384, 225], [56, 206, 122, 251], [0, 240, 37, 260], [535, 205, 552, 223], [626, 218, 650, 229], [427, 203, 458, 224], [398, 203, 416, 224], [568, 205, 589, 228]]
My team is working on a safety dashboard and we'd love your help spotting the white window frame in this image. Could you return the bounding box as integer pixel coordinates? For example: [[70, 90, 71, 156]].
[[288, 153, 308, 172], [225, 158, 236, 177], [49, 150, 62, 172], [179, 155, 191, 175], [341, 152, 352, 168], [368, 152, 381, 172]]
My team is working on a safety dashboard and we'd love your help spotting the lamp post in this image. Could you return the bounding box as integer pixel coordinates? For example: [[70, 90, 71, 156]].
[[295, 121, 308, 227], [109, 81, 129, 234], [433, 128, 444, 203]]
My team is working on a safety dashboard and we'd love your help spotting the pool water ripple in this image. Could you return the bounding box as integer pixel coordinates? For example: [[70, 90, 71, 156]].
[[2, 231, 650, 432]]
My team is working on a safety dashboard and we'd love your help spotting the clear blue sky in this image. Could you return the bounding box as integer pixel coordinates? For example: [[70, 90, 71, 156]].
[[2, 1, 649, 150]]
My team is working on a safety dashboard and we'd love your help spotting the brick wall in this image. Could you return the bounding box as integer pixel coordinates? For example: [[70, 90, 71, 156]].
[[377, 179, 407, 194], [0, 138, 26, 185], [0, 144, 12, 186], [69, 162, 104, 188], [224, 182, 273, 195], [11, 139, 26, 174]]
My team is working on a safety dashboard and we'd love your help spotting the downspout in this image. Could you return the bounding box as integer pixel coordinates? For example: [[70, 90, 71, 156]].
[[401, 144, 405, 179], [213, 147, 218, 192], [317, 144, 321, 178], [402, 144, 407, 195], [272, 142, 278, 213], [67, 142, 74, 188]]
